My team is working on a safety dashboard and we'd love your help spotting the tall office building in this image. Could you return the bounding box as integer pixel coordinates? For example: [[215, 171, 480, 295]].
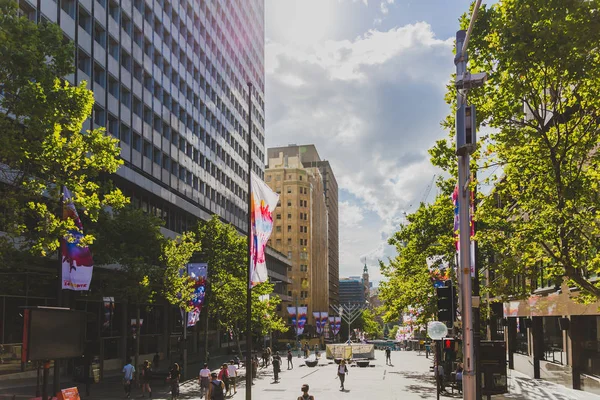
[[267, 145, 340, 307], [1, 0, 271, 379], [18, 0, 266, 233], [265, 149, 330, 327]]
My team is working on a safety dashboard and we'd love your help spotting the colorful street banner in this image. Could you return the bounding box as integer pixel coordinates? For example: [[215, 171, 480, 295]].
[[250, 172, 279, 287], [287, 306, 308, 335], [328, 316, 341, 336], [61, 187, 94, 290], [452, 185, 476, 277], [102, 297, 114, 331], [185, 263, 207, 327], [313, 312, 329, 334]]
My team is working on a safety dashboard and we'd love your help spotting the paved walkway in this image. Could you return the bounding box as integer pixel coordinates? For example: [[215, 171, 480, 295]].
[[2, 350, 600, 399]]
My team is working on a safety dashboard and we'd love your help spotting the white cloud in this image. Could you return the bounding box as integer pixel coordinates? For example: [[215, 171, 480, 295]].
[[339, 201, 365, 228], [266, 22, 454, 281]]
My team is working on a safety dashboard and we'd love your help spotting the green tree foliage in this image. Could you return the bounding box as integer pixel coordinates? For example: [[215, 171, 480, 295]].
[[89, 207, 166, 303], [436, 0, 600, 301], [196, 216, 287, 350], [388, 325, 400, 340], [161, 231, 200, 310], [362, 309, 383, 339], [379, 195, 455, 325], [0, 0, 127, 260]]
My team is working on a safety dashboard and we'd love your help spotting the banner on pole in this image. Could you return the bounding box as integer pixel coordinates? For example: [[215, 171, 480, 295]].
[[182, 263, 207, 327], [288, 306, 308, 335], [313, 312, 329, 334], [61, 187, 94, 290], [250, 172, 279, 287], [328, 316, 341, 336]]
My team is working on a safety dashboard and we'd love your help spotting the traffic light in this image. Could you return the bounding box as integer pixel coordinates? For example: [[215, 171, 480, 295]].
[[436, 285, 452, 322], [436, 280, 457, 323], [444, 339, 454, 350]]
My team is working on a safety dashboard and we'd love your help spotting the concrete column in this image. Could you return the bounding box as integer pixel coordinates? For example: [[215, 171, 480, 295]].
[[507, 318, 517, 370], [570, 316, 582, 390], [532, 317, 544, 379]]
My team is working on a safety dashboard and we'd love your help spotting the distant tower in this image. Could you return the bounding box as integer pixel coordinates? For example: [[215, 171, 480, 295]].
[[362, 259, 370, 305]]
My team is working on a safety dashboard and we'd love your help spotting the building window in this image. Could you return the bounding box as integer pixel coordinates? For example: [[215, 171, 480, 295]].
[[287, 187, 292, 194], [287, 201, 292, 207], [287, 238, 291, 245], [276, 226, 281, 232], [77, 50, 91, 75], [287, 213, 291, 219], [93, 104, 105, 125], [287, 251, 292, 259], [276, 214, 281, 220], [61, 0, 76, 18], [78, 7, 92, 33], [94, 22, 106, 48]]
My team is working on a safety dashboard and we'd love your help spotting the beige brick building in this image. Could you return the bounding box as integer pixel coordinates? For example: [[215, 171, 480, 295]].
[[266, 148, 330, 330]]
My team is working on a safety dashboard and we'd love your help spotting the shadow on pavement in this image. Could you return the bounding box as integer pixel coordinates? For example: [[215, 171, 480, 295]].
[[393, 370, 437, 399]]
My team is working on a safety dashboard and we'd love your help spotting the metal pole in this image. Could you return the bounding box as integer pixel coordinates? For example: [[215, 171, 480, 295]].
[[455, 29, 476, 400], [473, 172, 482, 400], [183, 310, 187, 380], [245, 82, 253, 400], [296, 297, 299, 351]]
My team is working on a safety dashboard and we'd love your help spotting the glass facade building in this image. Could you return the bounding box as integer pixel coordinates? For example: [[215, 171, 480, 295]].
[[19, 0, 266, 233]]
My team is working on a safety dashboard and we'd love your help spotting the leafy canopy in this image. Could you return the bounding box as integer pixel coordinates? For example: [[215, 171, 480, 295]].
[[0, 0, 127, 260]]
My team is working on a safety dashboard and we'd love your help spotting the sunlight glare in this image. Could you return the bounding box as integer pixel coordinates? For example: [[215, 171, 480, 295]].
[[268, 0, 337, 47]]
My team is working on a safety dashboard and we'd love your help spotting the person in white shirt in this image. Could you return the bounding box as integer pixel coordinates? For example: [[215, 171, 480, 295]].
[[122, 358, 135, 398], [227, 360, 239, 396], [198, 363, 211, 398]]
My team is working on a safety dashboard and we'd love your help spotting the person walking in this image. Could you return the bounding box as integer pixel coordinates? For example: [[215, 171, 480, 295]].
[[218, 363, 230, 395], [272, 351, 281, 383], [252, 355, 259, 382], [227, 359, 238, 396], [207, 371, 225, 400], [434, 362, 445, 393], [168, 363, 181, 400], [287, 349, 294, 370], [425, 342, 431, 359], [385, 347, 392, 365], [337, 359, 348, 391], [122, 358, 135, 398], [140, 360, 152, 398], [199, 363, 211, 398], [266, 347, 272, 366], [297, 384, 314, 400]]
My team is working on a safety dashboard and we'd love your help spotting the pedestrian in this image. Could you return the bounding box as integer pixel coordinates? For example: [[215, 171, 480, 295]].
[[262, 348, 268, 368], [297, 383, 315, 400], [337, 359, 348, 391], [434, 362, 445, 393], [218, 363, 230, 394], [287, 349, 293, 370], [152, 352, 160, 370], [207, 371, 225, 400], [286, 342, 291, 352], [233, 354, 240, 367], [272, 351, 281, 382], [303, 343, 309, 358], [425, 342, 431, 359], [227, 359, 238, 396], [168, 363, 181, 400], [455, 364, 463, 394], [385, 347, 392, 365], [266, 347, 272, 366], [199, 363, 211, 399], [140, 360, 152, 398], [122, 358, 135, 398]]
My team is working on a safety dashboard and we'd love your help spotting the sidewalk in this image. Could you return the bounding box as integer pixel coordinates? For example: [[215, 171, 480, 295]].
[[0, 353, 240, 399]]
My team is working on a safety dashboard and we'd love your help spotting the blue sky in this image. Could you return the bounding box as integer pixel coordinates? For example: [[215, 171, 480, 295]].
[[264, 0, 475, 284]]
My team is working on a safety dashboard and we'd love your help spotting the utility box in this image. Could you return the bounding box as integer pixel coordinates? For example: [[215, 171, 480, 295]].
[[480, 340, 508, 396], [456, 104, 477, 155]]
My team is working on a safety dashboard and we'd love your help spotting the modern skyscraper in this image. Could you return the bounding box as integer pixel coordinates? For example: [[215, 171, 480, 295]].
[[267, 145, 340, 307], [265, 148, 330, 327], [19, 0, 266, 233]]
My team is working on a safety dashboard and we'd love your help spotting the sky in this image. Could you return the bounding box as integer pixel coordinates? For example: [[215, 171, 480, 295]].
[[264, 0, 475, 285]]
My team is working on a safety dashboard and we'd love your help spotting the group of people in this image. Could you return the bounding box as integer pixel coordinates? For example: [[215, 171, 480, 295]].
[[434, 362, 464, 394], [122, 358, 154, 399]]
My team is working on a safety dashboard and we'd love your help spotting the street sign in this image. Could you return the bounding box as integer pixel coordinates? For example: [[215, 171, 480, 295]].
[[427, 321, 448, 340]]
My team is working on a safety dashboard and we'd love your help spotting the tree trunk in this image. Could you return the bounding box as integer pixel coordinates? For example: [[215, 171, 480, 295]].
[[235, 326, 243, 358], [135, 305, 140, 380]]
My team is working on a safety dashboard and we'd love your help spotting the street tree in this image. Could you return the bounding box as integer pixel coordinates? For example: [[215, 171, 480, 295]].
[[196, 215, 287, 357], [0, 0, 127, 263], [362, 308, 383, 339], [379, 195, 455, 326], [435, 0, 600, 301], [88, 207, 166, 372]]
